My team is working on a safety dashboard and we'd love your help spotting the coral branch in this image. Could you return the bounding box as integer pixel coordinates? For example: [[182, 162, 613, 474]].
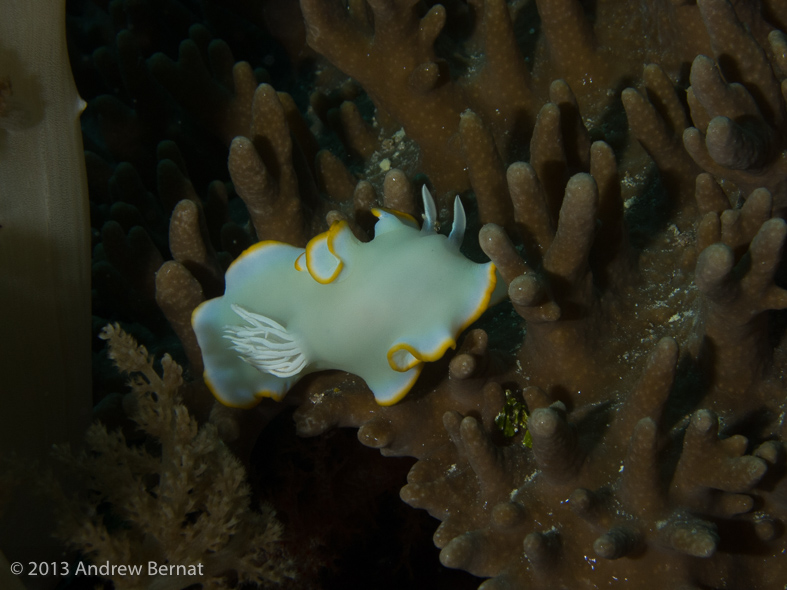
[[695, 199, 787, 403], [227, 85, 306, 245], [52, 326, 294, 589], [670, 409, 767, 512]]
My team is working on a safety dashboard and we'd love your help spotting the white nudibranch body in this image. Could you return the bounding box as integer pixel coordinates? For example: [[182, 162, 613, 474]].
[[192, 186, 501, 407]]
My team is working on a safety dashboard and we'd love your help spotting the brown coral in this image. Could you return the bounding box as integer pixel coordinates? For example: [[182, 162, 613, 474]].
[[51, 325, 294, 590], [282, 3, 787, 587], [63, 0, 787, 588]]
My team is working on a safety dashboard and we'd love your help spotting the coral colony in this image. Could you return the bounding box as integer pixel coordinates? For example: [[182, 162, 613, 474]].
[[51, 325, 294, 589], [44, 0, 787, 588]]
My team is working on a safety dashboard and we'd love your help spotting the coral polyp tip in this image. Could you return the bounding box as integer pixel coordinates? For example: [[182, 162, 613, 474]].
[[193, 186, 500, 407]]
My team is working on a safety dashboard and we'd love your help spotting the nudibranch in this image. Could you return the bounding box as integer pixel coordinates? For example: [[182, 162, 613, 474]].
[[192, 187, 502, 407]]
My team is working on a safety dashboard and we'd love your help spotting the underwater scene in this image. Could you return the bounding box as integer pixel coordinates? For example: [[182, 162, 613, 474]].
[[2, 0, 787, 588]]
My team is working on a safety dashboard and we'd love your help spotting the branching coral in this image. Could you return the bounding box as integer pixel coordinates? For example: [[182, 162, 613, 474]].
[[61, 0, 787, 588], [227, 83, 310, 245], [283, 3, 787, 587], [625, 0, 787, 215], [52, 325, 294, 590], [300, 0, 473, 191], [683, 0, 787, 213], [695, 188, 787, 407]]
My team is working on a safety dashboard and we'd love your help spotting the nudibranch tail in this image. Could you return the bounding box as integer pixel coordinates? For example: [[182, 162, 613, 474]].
[[223, 304, 309, 378]]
